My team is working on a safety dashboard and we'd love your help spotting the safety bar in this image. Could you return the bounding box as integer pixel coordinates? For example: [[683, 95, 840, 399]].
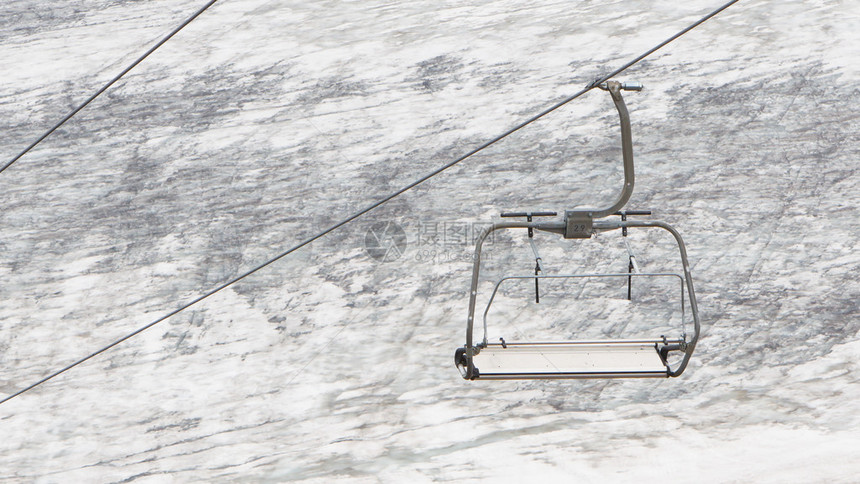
[[461, 219, 699, 378], [481, 272, 686, 346]]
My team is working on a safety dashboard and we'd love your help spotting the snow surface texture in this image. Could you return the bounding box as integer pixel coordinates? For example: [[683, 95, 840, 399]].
[[1, 0, 858, 482]]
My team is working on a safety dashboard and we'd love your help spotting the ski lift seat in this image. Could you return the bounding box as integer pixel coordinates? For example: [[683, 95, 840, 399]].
[[455, 82, 700, 381], [457, 339, 680, 380]]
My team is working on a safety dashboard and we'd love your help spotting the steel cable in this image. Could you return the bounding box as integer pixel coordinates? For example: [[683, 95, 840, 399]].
[[0, 0, 221, 176]]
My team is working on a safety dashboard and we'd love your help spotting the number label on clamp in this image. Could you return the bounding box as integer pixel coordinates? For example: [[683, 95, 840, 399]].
[[564, 211, 593, 239]]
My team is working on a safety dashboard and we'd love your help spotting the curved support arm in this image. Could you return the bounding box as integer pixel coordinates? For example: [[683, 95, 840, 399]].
[[593, 219, 700, 377], [590, 81, 636, 219]]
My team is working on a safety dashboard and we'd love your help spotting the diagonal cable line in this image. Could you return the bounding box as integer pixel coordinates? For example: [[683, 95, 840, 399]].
[[0, 0, 221, 176], [0, 0, 741, 406]]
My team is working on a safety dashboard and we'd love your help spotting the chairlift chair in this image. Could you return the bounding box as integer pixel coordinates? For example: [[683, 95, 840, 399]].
[[454, 81, 700, 380]]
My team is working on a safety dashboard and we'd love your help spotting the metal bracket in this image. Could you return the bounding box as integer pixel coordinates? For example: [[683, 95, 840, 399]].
[[615, 210, 651, 299], [500, 211, 556, 302], [564, 210, 593, 238]]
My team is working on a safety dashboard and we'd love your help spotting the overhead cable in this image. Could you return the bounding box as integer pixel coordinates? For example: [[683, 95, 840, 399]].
[[0, 0, 221, 176]]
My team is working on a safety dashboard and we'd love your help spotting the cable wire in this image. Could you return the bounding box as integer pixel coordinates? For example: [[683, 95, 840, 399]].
[[0, 0, 741, 406], [0, 0, 220, 176]]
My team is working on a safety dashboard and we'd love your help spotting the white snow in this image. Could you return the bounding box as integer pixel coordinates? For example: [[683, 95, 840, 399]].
[[1, 0, 858, 482]]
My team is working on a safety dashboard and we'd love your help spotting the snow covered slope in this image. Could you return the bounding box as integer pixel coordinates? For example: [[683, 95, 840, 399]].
[[1, 0, 858, 481]]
